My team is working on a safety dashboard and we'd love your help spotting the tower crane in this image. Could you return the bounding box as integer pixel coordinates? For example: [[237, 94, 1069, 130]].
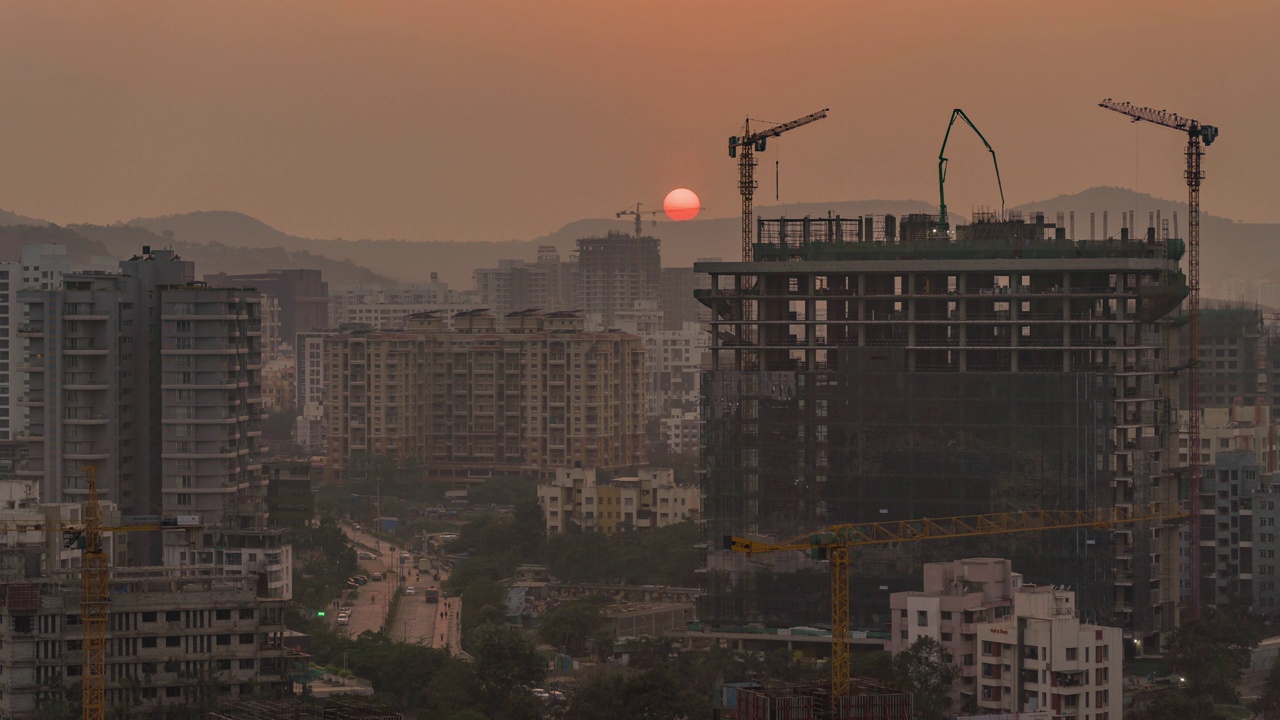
[[616, 203, 659, 238], [938, 108, 1005, 232], [68, 466, 198, 720], [727, 501, 1187, 699], [728, 109, 828, 261], [1099, 99, 1218, 620]]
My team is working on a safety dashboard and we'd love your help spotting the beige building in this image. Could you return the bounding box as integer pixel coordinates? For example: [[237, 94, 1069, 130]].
[[890, 558, 1122, 719], [262, 357, 296, 413], [537, 466, 700, 534], [1179, 404, 1280, 472], [323, 310, 645, 482]]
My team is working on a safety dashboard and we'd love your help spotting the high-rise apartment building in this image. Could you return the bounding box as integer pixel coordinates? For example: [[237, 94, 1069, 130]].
[[295, 330, 337, 452], [698, 214, 1187, 650], [19, 250, 265, 550], [322, 310, 645, 482], [205, 269, 328, 351], [661, 266, 713, 331], [473, 247, 578, 316], [576, 234, 660, 329]]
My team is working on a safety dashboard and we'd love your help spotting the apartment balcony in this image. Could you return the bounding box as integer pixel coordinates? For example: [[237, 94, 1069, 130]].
[[65, 312, 109, 321], [63, 343, 109, 356], [65, 377, 111, 391], [17, 324, 42, 337], [64, 413, 110, 425]]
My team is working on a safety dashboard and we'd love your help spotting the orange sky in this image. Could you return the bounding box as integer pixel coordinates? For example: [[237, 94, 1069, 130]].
[[0, 1, 1274, 241]]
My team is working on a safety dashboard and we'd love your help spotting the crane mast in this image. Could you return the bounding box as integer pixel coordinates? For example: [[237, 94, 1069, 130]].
[[1099, 99, 1217, 621], [615, 202, 657, 238], [81, 466, 108, 720], [728, 109, 828, 261], [728, 502, 1187, 700]]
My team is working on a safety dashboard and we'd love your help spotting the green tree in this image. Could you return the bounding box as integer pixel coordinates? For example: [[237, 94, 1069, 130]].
[[566, 667, 711, 720], [1166, 616, 1261, 703], [459, 577, 509, 638], [1131, 689, 1229, 720], [538, 600, 606, 656], [470, 624, 547, 719], [893, 636, 959, 720]]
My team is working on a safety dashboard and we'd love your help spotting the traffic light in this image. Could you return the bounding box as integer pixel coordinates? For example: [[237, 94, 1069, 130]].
[[316, 611, 326, 617]]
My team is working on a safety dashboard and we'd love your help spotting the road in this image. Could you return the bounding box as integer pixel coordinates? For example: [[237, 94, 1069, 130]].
[[335, 522, 465, 653], [335, 523, 400, 637]]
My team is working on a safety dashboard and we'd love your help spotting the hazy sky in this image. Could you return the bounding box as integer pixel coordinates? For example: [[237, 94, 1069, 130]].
[[0, 1, 1275, 242]]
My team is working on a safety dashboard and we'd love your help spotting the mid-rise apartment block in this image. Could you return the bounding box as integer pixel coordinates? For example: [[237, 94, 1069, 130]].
[[205, 269, 328, 351], [322, 310, 645, 482], [699, 214, 1187, 649], [474, 247, 577, 316], [890, 558, 1122, 719], [537, 466, 700, 534], [660, 266, 713, 331], [1178, 405, 1280, 472], [661, 409, 701, 455], [577, 234, 660, 329]]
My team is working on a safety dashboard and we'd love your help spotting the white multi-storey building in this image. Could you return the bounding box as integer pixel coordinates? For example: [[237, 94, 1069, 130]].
[[890, 558, 1122, 719], [537, 466, 699, 534]]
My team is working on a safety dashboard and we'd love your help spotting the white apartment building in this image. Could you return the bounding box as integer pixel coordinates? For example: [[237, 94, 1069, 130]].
[[537, 466, 700, 534], [890, 558, 1122, 720]]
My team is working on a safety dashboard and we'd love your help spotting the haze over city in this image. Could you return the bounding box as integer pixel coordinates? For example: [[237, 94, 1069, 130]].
[[4, 3, 1280, 720], [0, 0, 1277, 243]]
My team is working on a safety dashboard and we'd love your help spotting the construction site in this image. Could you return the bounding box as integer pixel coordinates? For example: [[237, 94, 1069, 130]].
[[723, 678, 914, 720], [209, 697, 401, 720]]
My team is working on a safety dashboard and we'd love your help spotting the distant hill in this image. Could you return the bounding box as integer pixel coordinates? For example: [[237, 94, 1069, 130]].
[[1011, 187, 1280, 293], [11, 186, 1273, 293], [72, 224, 393, 286], [0, 224, 112, 264], [0, 208, 50, 227]]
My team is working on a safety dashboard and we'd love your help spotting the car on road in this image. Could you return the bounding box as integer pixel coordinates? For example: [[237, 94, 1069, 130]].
[[352, 523, 361, 530], [372, 572, 383, 581], [358, 551, 376, 560], [337, 613, 350, 627], [406, 587, 416, 595]]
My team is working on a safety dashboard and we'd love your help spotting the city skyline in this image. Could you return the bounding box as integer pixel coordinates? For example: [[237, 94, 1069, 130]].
[[0, 1, 1276, 245]]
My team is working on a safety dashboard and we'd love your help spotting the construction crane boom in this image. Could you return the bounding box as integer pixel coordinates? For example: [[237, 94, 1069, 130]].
[[938, 108, 1005, 232], [1100, 98, 1217, 621], [615, 202, 658, 238], [728, 109, 828, 261], [727, 501, 1187, 699]]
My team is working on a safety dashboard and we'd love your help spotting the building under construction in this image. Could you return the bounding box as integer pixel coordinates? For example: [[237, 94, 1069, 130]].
[[210, 697, 401, 720], [697, 212, 1187, 650], [0, 566, 294, 719]]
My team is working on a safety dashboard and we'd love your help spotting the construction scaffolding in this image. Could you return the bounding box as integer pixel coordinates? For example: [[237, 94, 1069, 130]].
[[696, 213, 1187, 648]]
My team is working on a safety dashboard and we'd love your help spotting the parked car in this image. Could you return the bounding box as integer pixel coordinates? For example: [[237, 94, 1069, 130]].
[[406, 587, 416, 595], [372, 572, 383, 581]]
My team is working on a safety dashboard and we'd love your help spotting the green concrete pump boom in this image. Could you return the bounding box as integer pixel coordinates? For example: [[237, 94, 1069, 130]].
[[938, 108, 1005, 232]]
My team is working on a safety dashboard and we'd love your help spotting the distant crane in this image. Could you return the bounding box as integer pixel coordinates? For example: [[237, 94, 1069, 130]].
[[616, 203, 659, 238], [937, 108, 1005, 233], [1099, 98, 1218, 620], [729, 109, 828, 261], [727, 501, 1187, 700]]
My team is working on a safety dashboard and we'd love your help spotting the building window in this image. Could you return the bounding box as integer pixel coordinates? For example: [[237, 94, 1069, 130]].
[[142, 637, 157, 648], [917, 610, 928, 627], [165, 636, 181, 648], [1066, 647, 1077, 661]]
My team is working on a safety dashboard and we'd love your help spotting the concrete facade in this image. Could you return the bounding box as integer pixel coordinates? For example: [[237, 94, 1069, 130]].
[[889, 558, 1122, 719], [537, 467, 699, 534]]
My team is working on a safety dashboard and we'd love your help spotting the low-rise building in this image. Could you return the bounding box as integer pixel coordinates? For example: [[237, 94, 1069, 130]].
[[537, 467, 699, 534], [890, 558, 1122, 718]]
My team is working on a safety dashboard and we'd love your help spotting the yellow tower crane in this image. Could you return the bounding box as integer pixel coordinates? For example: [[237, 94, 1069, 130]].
[[69, 466, 197, 720], [1098, 99, 1218, 621], [726, 501, 1188, 699]]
